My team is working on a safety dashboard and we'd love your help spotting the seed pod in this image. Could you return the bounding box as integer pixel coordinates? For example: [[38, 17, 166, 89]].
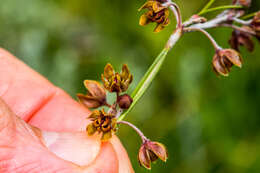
[[212, 49, 242, 76], [138, 140, 168, 170]]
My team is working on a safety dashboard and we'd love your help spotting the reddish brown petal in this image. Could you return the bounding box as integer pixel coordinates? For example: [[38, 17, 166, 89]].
[[77, 93, 103, 108], [138, 145, 151, 170], [84, 80, 106, 99], [212, 54, 229, 76], [139, 14, 150, 26], [220, 49, 242, 68], [146, 141, 168, 162]]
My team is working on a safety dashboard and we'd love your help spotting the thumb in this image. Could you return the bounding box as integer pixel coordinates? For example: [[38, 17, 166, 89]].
[[0, 98, 130, 173], [0, 98, 80, 172]]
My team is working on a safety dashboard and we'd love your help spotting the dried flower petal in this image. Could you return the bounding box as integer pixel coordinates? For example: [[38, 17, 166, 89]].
[[77, 94, 103, 108], [101, 131, 112, 141], [88, 110, 101, 119], [251, 11, 260, 37], [84, 80, 106, 99], [138, 145, 151, 170], [229, 27, 254, 52], [139, 14, 150, 26], [212, 54, 229, 76], [104, 63, 115, 79], [86, 123, 97, 136], [77, 80, 107, 108], [219, 49, 242, 68], [146, 141, 168, 162]]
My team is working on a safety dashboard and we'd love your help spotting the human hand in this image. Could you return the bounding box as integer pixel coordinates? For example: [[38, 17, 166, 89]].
[[0, 48, 134, 173]]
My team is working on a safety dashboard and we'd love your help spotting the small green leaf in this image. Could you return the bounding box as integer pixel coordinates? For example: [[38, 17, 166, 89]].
[[199, 5, 243, 15], [198, 0, 216, 16], [242, 12, 257, 19]]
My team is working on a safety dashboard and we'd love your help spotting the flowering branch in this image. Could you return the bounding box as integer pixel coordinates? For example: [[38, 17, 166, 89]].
[[78, 0, 259, 170]]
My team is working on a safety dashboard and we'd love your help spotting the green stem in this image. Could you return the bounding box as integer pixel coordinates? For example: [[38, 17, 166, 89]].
[[198, 0, 216, 15], [199, 5, 243, 15], [242, 12, 256, 19], [117, 49, 168, 121]]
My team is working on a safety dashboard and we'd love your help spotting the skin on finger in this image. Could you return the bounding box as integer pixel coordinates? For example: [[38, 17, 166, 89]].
[[42, 131, 101, 166], [29, 89, 91, 132], [110, 136, 135, 173], [0, 98, 119, 173], [0, 48, 90, 131], [80, 142, 119, 173], [0, 98, 79, 173]]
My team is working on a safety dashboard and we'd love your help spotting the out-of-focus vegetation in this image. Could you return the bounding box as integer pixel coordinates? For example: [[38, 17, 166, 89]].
[[1, 0, 260, 172]]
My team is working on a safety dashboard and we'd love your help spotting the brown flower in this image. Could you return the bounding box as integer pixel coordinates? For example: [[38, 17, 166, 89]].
[[86, 109, 117, 141], [139, 0, 170, 33], [212, 49, 242, 76], [251, 11, 260, 38], [138, 140, 168, 170], [77, 80, 107, 108], [101, 63, 133, 93], [229, 27, 254, 52], [232, 0, 251, 7]]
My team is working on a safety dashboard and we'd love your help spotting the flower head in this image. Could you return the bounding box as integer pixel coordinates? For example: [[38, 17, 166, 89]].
[[139, 0, 170, 33], [77, 80, 107, 108], [138, 140, 168, 170], [212, 49, 242, 76], [86, 109, 117, 141], [229, 27, 254, 52], [101, 63, 133, 93]]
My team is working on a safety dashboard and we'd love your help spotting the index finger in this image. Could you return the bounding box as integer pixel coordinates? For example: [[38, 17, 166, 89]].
[[0, 48, 90, 132]]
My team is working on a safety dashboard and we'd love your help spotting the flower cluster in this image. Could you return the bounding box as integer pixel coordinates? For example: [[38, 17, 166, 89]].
[[78, 63, 168, 170], [211, 8, 260, 76], [76, 0, 260, 171], [78, 63, 133, 141]]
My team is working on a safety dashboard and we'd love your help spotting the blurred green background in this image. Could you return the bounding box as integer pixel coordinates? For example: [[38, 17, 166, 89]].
[[1, 0, 260, 172]]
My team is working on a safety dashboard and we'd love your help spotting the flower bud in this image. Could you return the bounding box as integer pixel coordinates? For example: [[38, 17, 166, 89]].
[[212, 49, 242, 76], [117, 94, 133, 109], [77, 80, 107, 108]]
